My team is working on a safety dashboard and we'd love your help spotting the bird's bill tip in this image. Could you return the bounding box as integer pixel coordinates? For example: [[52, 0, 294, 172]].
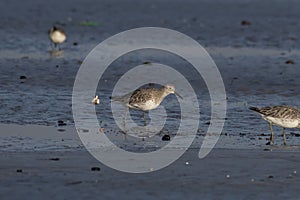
[[174, 91, 183, 99]]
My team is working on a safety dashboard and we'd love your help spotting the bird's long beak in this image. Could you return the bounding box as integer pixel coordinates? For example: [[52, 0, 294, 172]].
[[174, 91, 183, 99]]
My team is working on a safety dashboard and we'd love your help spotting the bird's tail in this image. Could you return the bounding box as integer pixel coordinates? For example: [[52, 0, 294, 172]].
[[249, 106, 260, 113], [110, 95, 123, 102], [110, 92, 132, 105]]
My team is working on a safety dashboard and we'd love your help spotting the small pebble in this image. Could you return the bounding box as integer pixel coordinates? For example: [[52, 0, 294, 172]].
[[293, 170, 297, 174], [58, 120, 67, 126], [291, 132, 300, 137], [288, 36, 297, 41], [49, 158, 60, 161], [162, 134, 170, 141], [66, 181, 82, 185], [91, 167, 101, 171], [251, 178, 255, 182], [16, 169, 23, 173], [241, 20, 251, 26], [150, 168, 154, 172], [285, 60, 294, 64], [265, 141, 271, 145], [226, 174, 230, 178], [185, 161, 189, 165]]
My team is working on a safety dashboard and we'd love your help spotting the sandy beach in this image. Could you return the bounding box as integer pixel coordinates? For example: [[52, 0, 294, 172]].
[[1, 0, 300, 199]]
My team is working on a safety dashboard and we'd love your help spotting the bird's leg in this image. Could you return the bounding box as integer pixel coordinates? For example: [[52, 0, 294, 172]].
[[270, 123, 274, 143], [143, 112, 146, 126], [122, 107, 129, 139], [50, 42, 56, 51], [266, 122, 274, 145], [123, 107, 128, 129], [282, 128, 287, 145]]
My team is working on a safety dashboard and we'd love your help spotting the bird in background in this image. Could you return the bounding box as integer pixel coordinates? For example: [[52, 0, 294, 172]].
[[249, 105, 300, 145], [48, 26, 66, 50], [112, 84, 182, 130]]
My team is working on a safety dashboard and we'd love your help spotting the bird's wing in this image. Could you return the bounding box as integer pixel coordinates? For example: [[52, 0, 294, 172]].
[[129, 89, 153, 105], [252, 106, 299, 119]]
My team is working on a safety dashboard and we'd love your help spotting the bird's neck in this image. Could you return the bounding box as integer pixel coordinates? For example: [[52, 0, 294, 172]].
[[155, 90, 170, 104]]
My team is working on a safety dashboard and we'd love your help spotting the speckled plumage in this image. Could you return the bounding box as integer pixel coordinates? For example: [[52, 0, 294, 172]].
[[250, 105, 300, 145], [112, 84, 181, 128], [250, 106, 300, 120], [128, 85, 175, 111]]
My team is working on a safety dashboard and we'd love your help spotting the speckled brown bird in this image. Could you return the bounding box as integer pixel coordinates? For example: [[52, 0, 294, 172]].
[[249, 105, 300, 145], [113, 84, 182, 128]]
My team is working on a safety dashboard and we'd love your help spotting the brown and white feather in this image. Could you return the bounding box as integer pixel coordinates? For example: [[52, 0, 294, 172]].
[[112, 84, 177, 111], [250, 105, 300, 128]]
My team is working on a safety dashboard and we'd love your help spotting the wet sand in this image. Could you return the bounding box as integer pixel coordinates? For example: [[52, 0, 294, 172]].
[[1, 143, 300, 199], [1, 0, 300, 199], [1, 124, 300, 199]]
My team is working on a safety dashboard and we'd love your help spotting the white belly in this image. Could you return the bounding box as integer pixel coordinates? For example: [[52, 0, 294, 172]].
[[264, 116, 299, 128], [50, 31, 66, 43], [143, 100, 159, 110], [130, 100, 158, 111]]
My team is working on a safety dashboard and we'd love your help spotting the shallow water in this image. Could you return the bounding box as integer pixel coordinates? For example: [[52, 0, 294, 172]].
[[1, 0, 300, 151]]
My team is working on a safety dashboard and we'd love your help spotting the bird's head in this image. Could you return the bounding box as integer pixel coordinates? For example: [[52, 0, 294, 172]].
[[163, 84, 183, 99]]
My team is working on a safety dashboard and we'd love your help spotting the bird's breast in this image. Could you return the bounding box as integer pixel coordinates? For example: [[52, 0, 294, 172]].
[[50, 31, 66, 43], [130, 99, 158, 111]]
